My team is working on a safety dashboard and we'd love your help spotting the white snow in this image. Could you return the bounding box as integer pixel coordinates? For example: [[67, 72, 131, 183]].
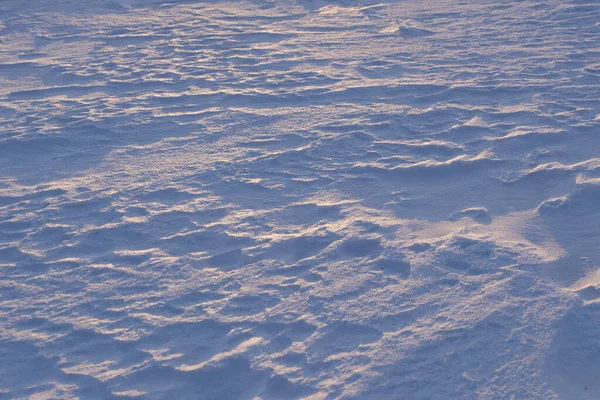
[[1, 0, 599, 398]]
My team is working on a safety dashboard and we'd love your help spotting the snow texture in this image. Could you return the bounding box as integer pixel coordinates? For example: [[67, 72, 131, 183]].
[[1, 0, 600, 398]]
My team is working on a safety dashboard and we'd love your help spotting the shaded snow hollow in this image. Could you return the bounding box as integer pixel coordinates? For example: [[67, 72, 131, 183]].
[[1, 0, 600, 399]]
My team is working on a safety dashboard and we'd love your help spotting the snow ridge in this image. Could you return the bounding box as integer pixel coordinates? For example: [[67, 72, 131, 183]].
[[1, 0, 600, 399]]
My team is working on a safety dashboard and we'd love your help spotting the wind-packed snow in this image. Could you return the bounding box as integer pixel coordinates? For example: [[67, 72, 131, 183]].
[[1, 0, 600, 398]]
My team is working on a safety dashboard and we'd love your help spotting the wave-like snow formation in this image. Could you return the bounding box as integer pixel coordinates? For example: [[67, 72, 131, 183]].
[[1, 0, 600, 398]]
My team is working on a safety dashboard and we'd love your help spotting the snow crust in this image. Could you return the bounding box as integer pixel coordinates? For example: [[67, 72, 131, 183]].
[[1, 0, 600, 398]]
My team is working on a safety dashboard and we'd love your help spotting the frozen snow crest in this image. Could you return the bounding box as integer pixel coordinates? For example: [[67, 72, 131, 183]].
[[381, 19, 436, 37], [112, 0, 132, 9]]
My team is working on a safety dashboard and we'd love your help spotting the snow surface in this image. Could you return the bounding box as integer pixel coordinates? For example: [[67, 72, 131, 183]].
[[1, 0, 600, 398]]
